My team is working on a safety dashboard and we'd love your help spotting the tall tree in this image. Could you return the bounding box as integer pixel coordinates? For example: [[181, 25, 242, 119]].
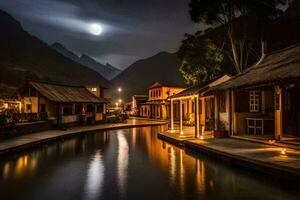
[[189, 0, 288, 73], [178, 37, 224, 85]]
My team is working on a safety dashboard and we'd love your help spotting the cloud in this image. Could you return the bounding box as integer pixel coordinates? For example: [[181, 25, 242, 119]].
[[0, 0, 203, 69]]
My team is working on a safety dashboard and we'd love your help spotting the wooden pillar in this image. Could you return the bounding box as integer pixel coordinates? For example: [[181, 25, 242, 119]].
[[195, 96, 200, 138], [214, 95, 219, 131], [103, 103, 106, 114], [274, 85, 283, 141], [200, 97, 206, 136], [180, 99, 183, 135], [58, 103, 63, 125], [170, 99, 174, 130], [262, 91, 266, 114], [230, 90, 235, 136]]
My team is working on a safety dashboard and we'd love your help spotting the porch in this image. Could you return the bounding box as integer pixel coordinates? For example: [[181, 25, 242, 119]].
[[169, 94, 215, 139], [227, 83, 300, 143]]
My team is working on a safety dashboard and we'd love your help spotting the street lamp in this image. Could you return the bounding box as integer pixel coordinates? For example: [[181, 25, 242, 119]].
[[118, 87, 122, 92], [118, 99, 122, 103]]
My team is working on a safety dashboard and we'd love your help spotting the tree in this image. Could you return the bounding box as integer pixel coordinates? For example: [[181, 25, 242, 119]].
[[178, 36, 224, 86], [189, 0, 288, 73]]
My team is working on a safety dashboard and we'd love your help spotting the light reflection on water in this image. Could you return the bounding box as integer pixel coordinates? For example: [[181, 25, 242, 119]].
[[0, 125, 299, 200], [117, 131, 129, 195], [83, 150, 104, 200]]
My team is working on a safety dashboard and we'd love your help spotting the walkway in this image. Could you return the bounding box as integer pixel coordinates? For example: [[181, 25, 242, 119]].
[[158, 131, 300, 181], [0, 119, 167, 155]]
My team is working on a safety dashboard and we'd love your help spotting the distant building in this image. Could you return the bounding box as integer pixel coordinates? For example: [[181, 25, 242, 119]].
[[139, 82, 186, 120], [17, 80, 107, 125], [130, 95, 148, 116], [85, 85, 106, 98]]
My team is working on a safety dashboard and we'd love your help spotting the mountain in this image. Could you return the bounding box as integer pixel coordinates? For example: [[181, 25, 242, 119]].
[[0, 10, 110, 97], [109, 52, 186, 101], [52, 42, 121, 80]]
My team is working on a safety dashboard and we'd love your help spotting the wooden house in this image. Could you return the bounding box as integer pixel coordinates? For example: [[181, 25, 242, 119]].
[[208, 43, 300, 141], [17, 81, 107, 126], [168, 75, 231, 138]]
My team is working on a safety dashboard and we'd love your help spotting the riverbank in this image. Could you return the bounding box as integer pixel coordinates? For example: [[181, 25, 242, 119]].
[[158, 131, 300, 182], [0, 119, 167, 155]]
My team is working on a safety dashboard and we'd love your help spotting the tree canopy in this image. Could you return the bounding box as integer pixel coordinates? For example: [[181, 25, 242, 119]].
[[188, 0, 288, 73], [178, 37, 224, 86]]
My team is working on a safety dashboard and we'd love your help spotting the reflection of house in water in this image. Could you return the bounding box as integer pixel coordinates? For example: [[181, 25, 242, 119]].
[[17, 80, 107, 126], [139, 82, 186, 120]]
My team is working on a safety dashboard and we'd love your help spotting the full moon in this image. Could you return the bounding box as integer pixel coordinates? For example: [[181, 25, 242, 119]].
[[89, 23, 103, 35]]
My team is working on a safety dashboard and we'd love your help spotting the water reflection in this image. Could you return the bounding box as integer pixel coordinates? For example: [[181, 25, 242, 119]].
[[117, 131, 129, 196], [1, 154, 38, 180], [84, 150, 104, 200], [0, 126, 299, 200]]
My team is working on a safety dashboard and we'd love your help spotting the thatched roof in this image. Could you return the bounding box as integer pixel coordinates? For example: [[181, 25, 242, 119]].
[[169, 75, 231, 99], [28, 81, 104, 103], [207, 43, 300, 92]]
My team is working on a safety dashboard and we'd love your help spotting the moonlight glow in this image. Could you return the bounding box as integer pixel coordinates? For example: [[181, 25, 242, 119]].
[[89, 23, 103, 35]]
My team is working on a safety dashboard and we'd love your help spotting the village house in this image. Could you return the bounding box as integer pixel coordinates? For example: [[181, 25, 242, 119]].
[[17, 80, 107, 126], [207, 43, 300, 141], [167, 75, 231, 138], [139, 82, 186, 120]]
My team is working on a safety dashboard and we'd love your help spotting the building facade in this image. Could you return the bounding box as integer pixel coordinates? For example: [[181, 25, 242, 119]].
[[168, 75, 231, 138], [139, 82, 186, 120], [208, 43, 300, 141], [17, 81, 107, 126]]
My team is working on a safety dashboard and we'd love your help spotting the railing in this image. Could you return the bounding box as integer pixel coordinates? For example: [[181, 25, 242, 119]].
[[0, 112, 48, 125]]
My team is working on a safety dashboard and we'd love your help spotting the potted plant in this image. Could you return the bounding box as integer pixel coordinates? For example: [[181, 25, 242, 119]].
[[214, 121, 229, 138]]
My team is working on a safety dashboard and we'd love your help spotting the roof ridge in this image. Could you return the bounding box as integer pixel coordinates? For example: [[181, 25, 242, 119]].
[[27, 79, 84, 88]]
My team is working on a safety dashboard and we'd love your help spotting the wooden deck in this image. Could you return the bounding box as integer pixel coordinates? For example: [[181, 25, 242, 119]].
[[158, 129, 300, 182]]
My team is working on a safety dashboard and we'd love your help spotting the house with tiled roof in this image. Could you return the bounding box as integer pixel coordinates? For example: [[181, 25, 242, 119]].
[[139, 81, 186, 120]]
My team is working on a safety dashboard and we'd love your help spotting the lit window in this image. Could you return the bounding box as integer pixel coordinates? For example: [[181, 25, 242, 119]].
[[91, 88, 97, 92], [249, 91, 260, 112]]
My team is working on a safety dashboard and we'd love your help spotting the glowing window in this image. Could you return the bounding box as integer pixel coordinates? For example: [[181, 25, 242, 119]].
[[91, 88, 97, 92], [249, 91, 260, 112]]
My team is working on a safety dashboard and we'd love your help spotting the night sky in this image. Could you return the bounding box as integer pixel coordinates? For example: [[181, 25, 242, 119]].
[[0, 0, 202, 69]]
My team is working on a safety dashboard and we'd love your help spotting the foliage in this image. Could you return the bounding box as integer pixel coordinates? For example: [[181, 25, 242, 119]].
[[178, 37, 224, 86], [105, 110, 128, 123], [188, 0, 288, 73]]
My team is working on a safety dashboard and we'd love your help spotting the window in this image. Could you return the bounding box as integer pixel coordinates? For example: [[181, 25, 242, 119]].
[[91, 87, 97, 92], [26, 104, 32, 112], [75, 104, 80, 114], [40, 104, 46, 112], [158, 90, 161, 97], [87, 104, 94, 112], [97, 104, 103, 113], [63, 106, 72, 115], [249, 91, 260, 112]]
